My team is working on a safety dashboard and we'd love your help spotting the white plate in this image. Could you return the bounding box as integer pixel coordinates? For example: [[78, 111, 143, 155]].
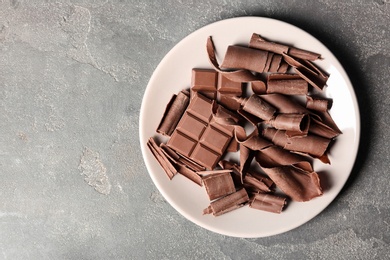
[[139, 17, 360, 238]]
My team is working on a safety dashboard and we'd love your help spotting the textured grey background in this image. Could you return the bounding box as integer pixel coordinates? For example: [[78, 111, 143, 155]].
[[0, 0, 389, 259]]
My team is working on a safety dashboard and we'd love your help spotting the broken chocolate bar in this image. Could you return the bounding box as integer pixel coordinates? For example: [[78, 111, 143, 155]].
[[167, 93, 238, 169], [191, 68, 243, 110]]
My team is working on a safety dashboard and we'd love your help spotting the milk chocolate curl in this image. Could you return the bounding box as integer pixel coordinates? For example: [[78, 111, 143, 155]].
[[249, 193, 286, 213], [221, 45, 268, 73], [260, 93, 308, 114], [147, 137, 177, 179], [206, 37, 266, 91], [267, 74, 308, 95], [268, 113, 310, 136], [282, 53, 328, 91], [157, 90, 190, 136], [249, 33, 321, 61], [256, 145, 313, 172], [263, 128, 331, 161], [203, 171, 235, 201], [203, 188, 249, 216], [235, 95, 276, 121], [306, 96, 342, 137], [261, 166, 323, 202]]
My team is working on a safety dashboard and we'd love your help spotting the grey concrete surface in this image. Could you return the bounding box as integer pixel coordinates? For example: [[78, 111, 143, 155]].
[[0, 0, 389, 259]]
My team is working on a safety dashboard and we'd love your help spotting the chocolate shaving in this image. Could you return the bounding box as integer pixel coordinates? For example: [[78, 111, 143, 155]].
[[249, 193, 286, 214], [249, 33, 321, 61], [206, 36, 266, 93], [202, 171, 236, 200], [234, 95, 276, 121], [203, 188, 249, 216], [267, 113, 310, 137], [267, 73, 308, 95], [259, 165, 323, 202], [147, 137, 177, 179], [157, 90, 190, 136], [260, 93, 308, 114], [256, 145, 313, 172], [263, 128, 331, 162], [306, 96, 342, 136], [221, 45, 268, 73], [282, 53, 328, 91]]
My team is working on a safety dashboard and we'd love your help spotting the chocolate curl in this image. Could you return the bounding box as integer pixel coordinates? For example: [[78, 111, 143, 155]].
[[203, 188, 249, 216], [267, 73, 308, 95], [260, 93, 309, 114], [147, 137, 177, 179], [267, 113, 310, 137], [249, 193, 286, 214], [206, 36, 266, 93], [306, 96, 342, 137], [202, 171, 236, 201], [282, 53, 328, 91], [221, 45, 268, 73], [263, 128, 331, 163], [249, 33, 321, 61], [256, 145, 313, 172], [259, 165, 323, 202], [157, 90, 190, 136], [234, 95, 276, 121]]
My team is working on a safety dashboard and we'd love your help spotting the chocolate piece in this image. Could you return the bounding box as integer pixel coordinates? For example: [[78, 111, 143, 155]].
[[260, 166, 323, 202], [157, 90, 190, 136], [235, 95, 276, 121], [203, 188, 249, 216], [282, 53, 328, 91], [221, 45, 268, 73], [167, 93, 236, 169], [147, 137, 177, 179], [260, 93, 308, 114], [269, 54, 283, 73], [267, 113, 310, 137], [256, 145, 313, 172], [249, 33, 321, 61], [306, 96, 342, 136], [263, 128, 331, 162], [207, 37, 264, 83], [191, 68, 243, 110], [203, 171, 236, 200], [267, 73, 308, 95], [249, 193, 286, 214]]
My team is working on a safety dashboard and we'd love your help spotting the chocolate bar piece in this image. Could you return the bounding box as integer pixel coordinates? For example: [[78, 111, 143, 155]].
[[191, 68, 243, 110], [167, 93, 236, 170]]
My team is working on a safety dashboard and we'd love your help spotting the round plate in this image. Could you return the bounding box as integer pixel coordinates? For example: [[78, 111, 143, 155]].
[[139, 17, 360, 238]]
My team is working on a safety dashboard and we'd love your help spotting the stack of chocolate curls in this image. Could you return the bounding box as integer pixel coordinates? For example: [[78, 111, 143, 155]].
[[148, 33, 342, 216]]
